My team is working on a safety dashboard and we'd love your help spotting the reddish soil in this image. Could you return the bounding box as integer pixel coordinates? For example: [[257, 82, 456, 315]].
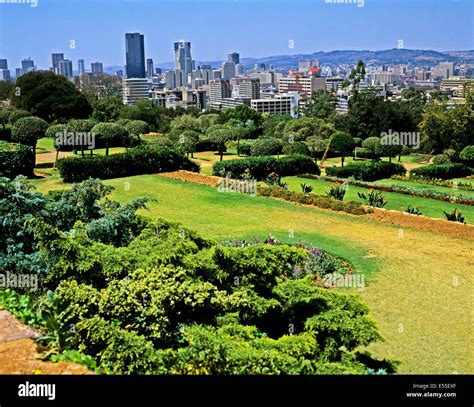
[[0, 310, 91, 375]]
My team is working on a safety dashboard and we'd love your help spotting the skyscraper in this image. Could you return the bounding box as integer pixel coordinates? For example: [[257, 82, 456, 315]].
[[78, 59, 85, 75], [58, 59, 73, 77], [125, 33, 146, 78], [91, 62, 103, 76], [0, 59, 7, 70], [221, 62, 236, 80], [228, 52, 240, 65], [174, 41, 193, 75], [52, 53, 64, 74], [21, 58, 35, 73], [147, 59, 154, 77]]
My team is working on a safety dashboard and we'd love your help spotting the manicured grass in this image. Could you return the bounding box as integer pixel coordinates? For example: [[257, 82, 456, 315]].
[[284, 176, 474, 223], [31, 173, 474, 374], [373, 178, 474, 197]]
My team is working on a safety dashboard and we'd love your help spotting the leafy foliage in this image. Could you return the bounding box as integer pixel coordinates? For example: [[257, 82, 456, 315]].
[[12, 71, 92, 122], [213, 155, 320, 180], [57, 145, 199, 182]]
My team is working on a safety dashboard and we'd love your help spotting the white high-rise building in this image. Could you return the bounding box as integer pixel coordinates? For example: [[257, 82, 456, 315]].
[[123, 78, 149, 105], [174, 41, 193, 76]]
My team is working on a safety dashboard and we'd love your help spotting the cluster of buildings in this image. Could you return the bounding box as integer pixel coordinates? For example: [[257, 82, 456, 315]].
[[1, 34, 473, 116]]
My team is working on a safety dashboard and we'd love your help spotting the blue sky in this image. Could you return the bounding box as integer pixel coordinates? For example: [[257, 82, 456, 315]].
[[0, 0, 473, 70]]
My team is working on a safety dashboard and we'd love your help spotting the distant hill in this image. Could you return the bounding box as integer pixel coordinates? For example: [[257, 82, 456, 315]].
[[150, 49, 474, 71]]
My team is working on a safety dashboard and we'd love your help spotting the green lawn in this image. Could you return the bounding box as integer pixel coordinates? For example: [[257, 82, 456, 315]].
[[31, 173, 474, 374], [284, 176, 474, 223]]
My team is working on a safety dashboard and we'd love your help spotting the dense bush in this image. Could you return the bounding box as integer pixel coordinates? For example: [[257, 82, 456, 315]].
[[0, 143, 34, 178], [258, 185, 372, 215], [58, 145, 199, 182], [460, 146, 474, 165], [251, 137, 282, 157], [410, 163, 471, 180], [432, 154, 450, 165], [354, 147, 373, 159], [194, 139, 226, 153], [326, 161, 406, 181], [213, 155, 320, 180], [1, 178, 394, 375], [237, 140, 254, 156], [282, 142, 311, 156]]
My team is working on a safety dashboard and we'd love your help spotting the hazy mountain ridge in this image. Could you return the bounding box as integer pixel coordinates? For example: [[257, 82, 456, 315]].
[[106, 49, 474, 73]]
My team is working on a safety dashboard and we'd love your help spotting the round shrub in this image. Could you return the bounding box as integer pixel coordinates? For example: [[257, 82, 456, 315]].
[[460, 146, 474, 164], [8, 109, 31, 125], [282, 141, 311, 156], [11, 116, 49, 148], [125, 120, 149, 137], [251, 137, 283, 156], [91, 122, 129, 152], [432, 154, 450, 165]]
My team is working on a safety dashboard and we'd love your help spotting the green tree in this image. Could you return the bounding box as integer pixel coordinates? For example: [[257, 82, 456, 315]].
[[11, 116, 48, 165], [91, 122, 128, 155], [302, 90, 337, 121], [330, 131, 356, 166], [92, 97, 124, 122], [0, 109, 11, 130], [206, 125, 234, 161], [125, 120, 149, 139], [12, 71, 92, 122], [0, 80, 15, 101], [361, 137, 381, 161]]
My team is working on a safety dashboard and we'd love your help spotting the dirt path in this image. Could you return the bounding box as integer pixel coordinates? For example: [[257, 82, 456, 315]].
[[0, 310, 91, 374]]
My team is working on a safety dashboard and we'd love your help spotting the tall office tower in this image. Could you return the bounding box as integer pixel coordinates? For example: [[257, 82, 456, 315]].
[[174, 41, 193, 75], [58, 59, 73, 77], [199, 65, 213, 85], [78, 59, 85, 75], [0, 59, 7, 70], [228, 52, 240, 65], [231, 77, 260, 99], [221, 62, 236, 80], [52, 53, 64, 74], [165, 71, 176, 88], [125, 33, 146, 78], [175, 70, 186, 88], [147, 59, 154, 77], [15, 68, 23, 78], [212, 70, 222, 80], [0, 69, 10, 81], [21, 58, 35, 73], [122, 78, 149, 105], [91, 62, 103, 76], [209, 79, 231, 103], [235, 63, 246, 76], [155, 68, 162, 75]]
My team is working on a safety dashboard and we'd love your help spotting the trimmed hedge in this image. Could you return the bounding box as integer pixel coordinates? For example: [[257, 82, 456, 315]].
[[410, 163, 472, 180], [58, 145, 200, 183], [326, 161, 406, 182], [0, 142, 34, 178], [212, 155, 320, 180], [258, 185, 372, 215]]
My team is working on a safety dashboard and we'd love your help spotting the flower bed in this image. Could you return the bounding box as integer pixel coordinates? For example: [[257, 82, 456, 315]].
[[301, 175, 474, 206]]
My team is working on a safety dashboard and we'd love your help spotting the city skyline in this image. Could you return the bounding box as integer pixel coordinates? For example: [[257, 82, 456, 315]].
[[0, 0, 472, 70]]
